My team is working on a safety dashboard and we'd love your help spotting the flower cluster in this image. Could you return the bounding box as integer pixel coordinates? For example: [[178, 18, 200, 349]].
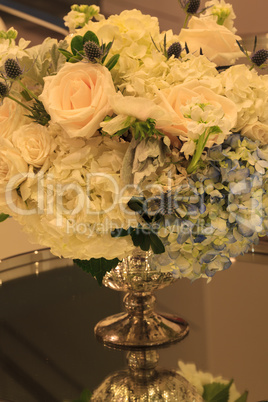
[[177, 360, 248, 401], [1, 1, 268, 281]]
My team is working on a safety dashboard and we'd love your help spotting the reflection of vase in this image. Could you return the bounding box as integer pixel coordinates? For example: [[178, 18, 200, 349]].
[[94, 249, 189, 349], [92, 349, 203, 401], [93, 249, 202, 400]]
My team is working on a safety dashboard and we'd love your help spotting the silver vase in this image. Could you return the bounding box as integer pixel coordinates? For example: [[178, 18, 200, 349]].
[[94, 249, 189, 349], [91, 349, 203, 401], [92, 249, 202, 401]]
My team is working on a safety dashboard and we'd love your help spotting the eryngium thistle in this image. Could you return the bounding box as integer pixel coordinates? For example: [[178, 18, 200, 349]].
[[186, 0, 200, 14], [0, 82, 9, 98], [251, 49, 268, 66], [167, 42, 182, 59], [83, 41, 102, 62], [4, 58, 23, 79]]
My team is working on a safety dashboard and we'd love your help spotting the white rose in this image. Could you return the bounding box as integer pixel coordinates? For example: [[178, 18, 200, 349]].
[[39, 62, 116, 138], [0, 139, 28, 192], [241, 122, 268, 145], [0, 97, 29, 140], [178, 16, 241, 66], [100, 93, 171, 135], [12, 123, 56, 167], [157, 81, 237, 155], [0, 139, 29, 213]]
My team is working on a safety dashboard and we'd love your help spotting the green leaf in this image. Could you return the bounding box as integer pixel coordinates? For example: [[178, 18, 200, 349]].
[[234, 391, 248, 402], [149, 232, 165, 254], [111, 228, 133, 238], [83, 30, 99, 45], [71, 35, 84, 55], [131, 229, 145, 248], [58, 48, 73, 60], [101, 41, 113, 63], [0, 213, 9, 222], [127, 197, 145, 213], [73, 257, 120, 286], [69, 55, 82, 63], [105, 54, 120, 71], [73, 388, 92, 402], [203, 380, 233, 402], [139, 233, 151, 251]]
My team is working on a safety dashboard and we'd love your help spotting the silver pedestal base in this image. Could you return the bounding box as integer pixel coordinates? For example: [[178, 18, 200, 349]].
[[91, 367, 203, 401], [95, 311, 189, 349]]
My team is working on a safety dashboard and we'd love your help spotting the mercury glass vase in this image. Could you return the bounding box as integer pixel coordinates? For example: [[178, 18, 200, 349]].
[[94, 248, 189, 349], [91, 349, 203, 401], [92, 249, 202, 400]]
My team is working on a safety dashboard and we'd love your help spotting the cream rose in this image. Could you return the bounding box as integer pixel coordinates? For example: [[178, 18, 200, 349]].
[[0, 139, 28, 192], [178, 16, 241, 66], [0, 97, 28, 140], [0, 139, 29, 213], [241, 122, 268, 145], [156, 80, 237, 155], [39, 62, 116, 138], [12, 123, 56, 167]]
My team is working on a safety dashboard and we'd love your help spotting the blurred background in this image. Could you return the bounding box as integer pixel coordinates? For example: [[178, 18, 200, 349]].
[[1, 0, 268, 45], [1, 1, 268, 401]]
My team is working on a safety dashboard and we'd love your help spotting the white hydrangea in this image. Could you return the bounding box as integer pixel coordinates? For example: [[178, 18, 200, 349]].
[[219, 64, 268, 131], [118, 53, 218, 98], [11, 135, 139, 260]]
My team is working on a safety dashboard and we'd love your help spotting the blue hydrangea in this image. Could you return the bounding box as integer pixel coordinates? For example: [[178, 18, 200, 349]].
[[152, 134, 268, 280]]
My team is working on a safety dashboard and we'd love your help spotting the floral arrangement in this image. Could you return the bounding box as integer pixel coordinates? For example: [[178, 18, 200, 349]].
[[1, 0, 268, 282]]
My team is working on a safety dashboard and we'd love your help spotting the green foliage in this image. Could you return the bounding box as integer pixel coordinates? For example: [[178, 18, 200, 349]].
[[111, 118, 164, 141], [187, 125, 222, 174], [202, 380, 233, 402], [26, 99, 51, 126], [0, 213, 9, 222], [111, 226, 165, 254], [111, 195, 165, 255], [58, 31, 120, 70], [83, 31, 99, 45], [105, 54, 120, 71], [73, 257, 120, 286], [234, 391, 248, 402]]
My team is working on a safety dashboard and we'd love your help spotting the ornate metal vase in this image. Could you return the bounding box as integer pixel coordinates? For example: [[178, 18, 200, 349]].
[[92, 249, 202, 401]]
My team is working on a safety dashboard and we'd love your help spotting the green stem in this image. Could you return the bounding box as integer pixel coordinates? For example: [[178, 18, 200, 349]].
[[187, 128, 210, 174], [7, 94, 32, 112], [183, 13, 190, 28], [18, 80, 39, 100]]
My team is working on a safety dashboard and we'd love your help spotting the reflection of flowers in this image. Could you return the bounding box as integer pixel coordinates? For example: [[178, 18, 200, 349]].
[[178, 361, 248, 401]]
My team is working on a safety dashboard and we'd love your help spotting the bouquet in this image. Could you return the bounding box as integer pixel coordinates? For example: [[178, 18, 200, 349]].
[[1, 0, 268, 283]]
